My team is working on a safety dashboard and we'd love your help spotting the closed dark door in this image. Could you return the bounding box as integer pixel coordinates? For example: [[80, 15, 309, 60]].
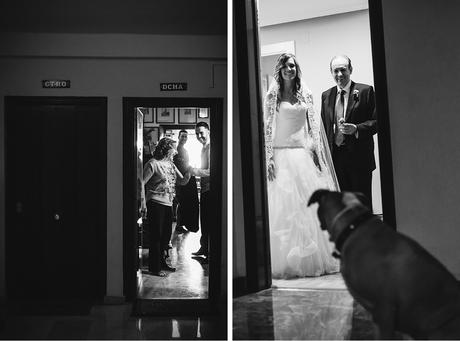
[[5, 97, 107, 301]]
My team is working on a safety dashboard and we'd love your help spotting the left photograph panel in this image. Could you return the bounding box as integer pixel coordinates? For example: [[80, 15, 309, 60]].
[[0, 0, 228, 339]]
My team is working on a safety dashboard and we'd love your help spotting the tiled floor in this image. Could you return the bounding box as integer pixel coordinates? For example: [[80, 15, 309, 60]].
[[138, 224, 209, 299], [0, 303, 226, 340], [233, 274, 377, 340], [0, 224, 218, 340]]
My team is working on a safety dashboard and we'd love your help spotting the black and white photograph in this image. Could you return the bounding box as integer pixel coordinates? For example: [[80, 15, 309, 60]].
[[2, 0, 460, 340], [178, 107, 198, 124], [233, 0, 460, 340], [156, 107, 176, 123]]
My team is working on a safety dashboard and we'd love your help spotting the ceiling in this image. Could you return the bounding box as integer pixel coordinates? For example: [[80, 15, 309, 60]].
[[0, 0, 227, 35], [258, 0, 367, 27]]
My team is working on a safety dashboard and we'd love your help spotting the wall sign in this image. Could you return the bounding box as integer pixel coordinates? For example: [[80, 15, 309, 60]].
[[160, 82, 187, 91], [42, 80, 71, 88]]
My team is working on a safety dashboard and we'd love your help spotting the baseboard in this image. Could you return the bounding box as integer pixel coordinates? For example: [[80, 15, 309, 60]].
[[103, 296, 126, 305]]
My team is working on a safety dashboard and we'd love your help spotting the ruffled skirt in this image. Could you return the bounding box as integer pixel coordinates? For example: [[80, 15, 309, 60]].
[[268, 147, 339, 278]]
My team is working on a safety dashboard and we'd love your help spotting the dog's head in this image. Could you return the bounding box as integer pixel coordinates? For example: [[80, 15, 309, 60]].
[[308, 189, 371, 241]]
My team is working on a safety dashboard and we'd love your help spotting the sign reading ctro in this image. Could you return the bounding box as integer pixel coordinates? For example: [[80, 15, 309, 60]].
[[160, 83, 187, 91], [42, 80, 71, 88]]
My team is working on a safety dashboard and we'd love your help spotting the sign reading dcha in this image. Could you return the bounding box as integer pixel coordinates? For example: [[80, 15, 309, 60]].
[[160, 83, 187, 91]]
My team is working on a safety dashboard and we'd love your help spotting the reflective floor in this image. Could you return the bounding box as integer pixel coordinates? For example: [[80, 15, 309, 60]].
[[233, 274, 377, 340], [0, 304, 226, 340], [138, 224, 209, 299]]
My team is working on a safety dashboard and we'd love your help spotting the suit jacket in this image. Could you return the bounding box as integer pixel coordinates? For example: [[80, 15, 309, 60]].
[[321, 81, 377, 171]]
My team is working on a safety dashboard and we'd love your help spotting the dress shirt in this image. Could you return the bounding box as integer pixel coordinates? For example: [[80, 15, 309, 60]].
[[193, 142, 210, 193]]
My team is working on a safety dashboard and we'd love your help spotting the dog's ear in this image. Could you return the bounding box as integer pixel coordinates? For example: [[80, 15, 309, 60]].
[[353, 192, 372, 209], [308, 189, 330, 206]]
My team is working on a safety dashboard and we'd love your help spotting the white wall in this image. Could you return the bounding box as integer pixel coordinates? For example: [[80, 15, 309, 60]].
[[0, 33, 227, 299], [259, 9, 382, 213], [382, 0, 460, 277]]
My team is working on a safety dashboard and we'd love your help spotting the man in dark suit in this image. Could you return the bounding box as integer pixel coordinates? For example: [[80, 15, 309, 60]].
[[321, 55, 377, 208]]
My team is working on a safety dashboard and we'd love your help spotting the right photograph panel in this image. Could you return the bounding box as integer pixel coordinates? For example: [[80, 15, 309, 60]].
[[233, 0, 384, 339]]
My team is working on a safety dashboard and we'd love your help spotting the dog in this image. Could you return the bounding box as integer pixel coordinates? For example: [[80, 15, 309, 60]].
[[308, 189, 460, 340]]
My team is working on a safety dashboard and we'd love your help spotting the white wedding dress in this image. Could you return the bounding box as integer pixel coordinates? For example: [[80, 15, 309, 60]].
[[268, 100, 339, 278]]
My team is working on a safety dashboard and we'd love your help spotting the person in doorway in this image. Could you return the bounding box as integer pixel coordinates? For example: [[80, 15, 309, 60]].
[[264, 53, 339, 278], [141, 137, 191, 276], [173, 130, 199, 234], [320, 55, 377, 208], [190, 122, 211, 258]]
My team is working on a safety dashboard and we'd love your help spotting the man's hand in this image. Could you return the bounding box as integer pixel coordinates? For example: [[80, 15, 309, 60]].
[[268, 158, 276, 181], [339, 122, 358, 135]]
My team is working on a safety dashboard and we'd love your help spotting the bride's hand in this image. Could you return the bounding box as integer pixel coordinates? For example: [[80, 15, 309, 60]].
[[311, 149, 322, 172], [268, 158, 276, 181]]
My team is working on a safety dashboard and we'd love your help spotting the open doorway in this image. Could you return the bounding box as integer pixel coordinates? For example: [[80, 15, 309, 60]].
[[233, 0, 394, 295], [136, 107, 210, 300], [258, 1, 382, 289], [123, 97, 223, 314]]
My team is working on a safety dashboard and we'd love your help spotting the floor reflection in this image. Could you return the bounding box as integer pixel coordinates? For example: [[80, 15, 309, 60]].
[[233, 273, 379, 341], [138, 223, 209, 299], [0, 304, 226, 340], [233, 287, 356, 340]]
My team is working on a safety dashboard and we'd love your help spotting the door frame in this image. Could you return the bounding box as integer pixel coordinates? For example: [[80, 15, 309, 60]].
[[122, 97, 224, 313], [233, 0, 396, 295], [4, 96, 108, 301]]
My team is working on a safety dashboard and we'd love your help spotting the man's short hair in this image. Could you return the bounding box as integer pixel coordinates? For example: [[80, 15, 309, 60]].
[[179, 129, 188, 135], [330, 55, 353, 71], [196, 121, 209, 130]]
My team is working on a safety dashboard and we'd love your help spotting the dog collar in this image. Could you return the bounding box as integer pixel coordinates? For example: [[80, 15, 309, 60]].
[[331, 206, 374, 259]]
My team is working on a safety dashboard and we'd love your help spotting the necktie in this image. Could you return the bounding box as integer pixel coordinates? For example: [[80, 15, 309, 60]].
[[335, 90, 345, 146]]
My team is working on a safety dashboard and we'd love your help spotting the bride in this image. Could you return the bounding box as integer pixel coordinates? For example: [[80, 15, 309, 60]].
[[264, 53, 339, 278]]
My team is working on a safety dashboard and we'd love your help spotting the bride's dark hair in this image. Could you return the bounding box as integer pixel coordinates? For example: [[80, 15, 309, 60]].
[[273, 53, 302, 99]]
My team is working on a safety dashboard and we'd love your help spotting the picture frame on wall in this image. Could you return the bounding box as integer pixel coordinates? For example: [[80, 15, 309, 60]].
[[143, 127, 159, 158], [198, 107, 209, 119], [142, 108, 153, 123], [178, 108, 197, 124], [144, 127, 159, 144], [156, 108, 175, 123]]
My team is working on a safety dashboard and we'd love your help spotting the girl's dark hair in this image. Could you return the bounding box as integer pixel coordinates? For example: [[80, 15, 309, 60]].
[[273, 53, 302, 98], [153, 137, 176, 160]]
